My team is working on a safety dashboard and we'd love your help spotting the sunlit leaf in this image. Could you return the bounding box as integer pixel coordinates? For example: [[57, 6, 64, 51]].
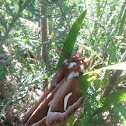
[[79, 62, 126, 92], [67, 114, 74, 126], [101, 62, 126, 70], [58, 9, 87, 67], [79, 69, 102, 92]]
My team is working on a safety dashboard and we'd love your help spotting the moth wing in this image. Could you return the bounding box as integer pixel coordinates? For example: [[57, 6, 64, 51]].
[[22, 86, 55, 125], [22, 63, 67, 125], [46, 76, 83, 125]]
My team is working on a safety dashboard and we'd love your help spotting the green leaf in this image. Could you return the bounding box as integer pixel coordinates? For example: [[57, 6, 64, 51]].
[[78, 69, 102, 92], [118, 9, 126, 36], [0, 14, 7, 31], [113, 103, 126, 125], [101, 87, 126, 109], [67, 114, 74, 126], [78, 62, 125, 93], [5, 2, 14, 17], [101, 62, 126, 70], [57, 9, 87, 67]]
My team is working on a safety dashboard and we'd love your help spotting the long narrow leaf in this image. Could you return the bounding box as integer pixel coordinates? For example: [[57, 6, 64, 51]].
[[113, 103, 126, 125], [79, 62, 126, 92], [118, 9, 126, 36], [57, 9, 87, 67], [67, 114, 74, 126], [101, 87, 126, 109], [101, 62, 126, 70]]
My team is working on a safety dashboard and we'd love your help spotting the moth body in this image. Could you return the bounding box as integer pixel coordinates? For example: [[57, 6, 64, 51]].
[[22, 46, 95, 126]]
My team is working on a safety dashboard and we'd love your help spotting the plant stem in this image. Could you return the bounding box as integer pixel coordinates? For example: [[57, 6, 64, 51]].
[[118, 9, 126, 36], [58, 2, 70, 30], [102, 51, 126, 97], [3, 0, 32, 41], [114, 0, 126, 34], [40, 0, 48, 63]]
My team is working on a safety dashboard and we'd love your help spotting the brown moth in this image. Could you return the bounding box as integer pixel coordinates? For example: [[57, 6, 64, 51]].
[[22, 46, 95, 126]]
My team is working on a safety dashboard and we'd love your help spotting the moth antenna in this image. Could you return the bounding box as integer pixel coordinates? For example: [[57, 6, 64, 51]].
[[56, 45, 67, 59], [76, 43, 83, 57], [84, 54, 96, 64]]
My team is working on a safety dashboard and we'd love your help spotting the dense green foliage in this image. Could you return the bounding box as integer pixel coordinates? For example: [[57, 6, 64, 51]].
[[0, 0, 126, 125]]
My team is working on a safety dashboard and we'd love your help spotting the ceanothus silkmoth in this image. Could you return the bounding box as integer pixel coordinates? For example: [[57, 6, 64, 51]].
[[22, 45, 95, 126]]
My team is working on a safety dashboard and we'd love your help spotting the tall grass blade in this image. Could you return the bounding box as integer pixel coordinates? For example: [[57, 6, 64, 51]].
[[118, 9, 126, 36]]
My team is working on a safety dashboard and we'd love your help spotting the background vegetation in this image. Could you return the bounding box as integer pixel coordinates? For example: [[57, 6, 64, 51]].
[[0, 0, 126, 125]]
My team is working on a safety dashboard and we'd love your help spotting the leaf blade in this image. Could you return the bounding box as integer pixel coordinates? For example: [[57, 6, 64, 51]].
[[113, 103, 126, 125], [101, 87, 126, 109], [57, 9, 87, 67]]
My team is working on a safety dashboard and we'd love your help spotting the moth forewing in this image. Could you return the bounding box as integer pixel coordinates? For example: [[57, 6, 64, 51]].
[[46, 77, 83, 125]]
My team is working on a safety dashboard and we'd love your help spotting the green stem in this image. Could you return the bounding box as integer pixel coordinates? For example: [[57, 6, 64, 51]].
[[99, 0, 107, 21], [58, 2, 70, 30], [103, 75, 126, 97], [114, 0, 126, 34], [94, 0, 100, 38], [118, 9, 126, 36], [102, 51, 126, 97], [4, 0, 32, 40]]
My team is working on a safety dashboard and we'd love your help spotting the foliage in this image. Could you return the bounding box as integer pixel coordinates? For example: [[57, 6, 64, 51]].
[[0, 0, 126, 125], [58, 9, 87, 66]]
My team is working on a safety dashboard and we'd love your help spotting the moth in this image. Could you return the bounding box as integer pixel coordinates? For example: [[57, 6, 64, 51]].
[[22, 45, 95, 126]]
